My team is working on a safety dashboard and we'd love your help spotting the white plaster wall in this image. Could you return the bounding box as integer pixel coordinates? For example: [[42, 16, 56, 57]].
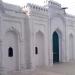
[[48, 1, 68, 64], [0, 15, 3, 71], [35, 31, 45, 67], [30, 17, 49, 68], [66, 18, 75, 62], [24, 16, 31, 69], [27, 4, 49, 69], [0, 13, 26, 71], [49, 15, 66, 63], [0, 0, 75, 72], [4, 31, 18, 71]]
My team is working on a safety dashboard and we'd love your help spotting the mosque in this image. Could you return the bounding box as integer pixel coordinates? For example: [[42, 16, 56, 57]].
[[0, 0, 75, 72]]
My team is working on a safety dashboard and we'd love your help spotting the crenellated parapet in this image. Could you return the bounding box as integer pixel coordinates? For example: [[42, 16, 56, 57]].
[[48, 0, 66, 15], [48, 0, 61, 9], [24, 3, 48, 17], [27, 3, 48, 12]]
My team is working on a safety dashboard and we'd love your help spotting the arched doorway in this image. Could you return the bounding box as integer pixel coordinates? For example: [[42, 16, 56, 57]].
[[35, 31, 45, 67], [6, 31, 19, 71], [53, 31, 59, 63]]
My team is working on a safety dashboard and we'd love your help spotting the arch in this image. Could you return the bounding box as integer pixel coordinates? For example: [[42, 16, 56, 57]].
[[35, 31, 45, 67], [69, 34, 74, 61], [51, 13, 66, 25], [36, 31, 44, 37], [6, 27, 21, 40], [55, 28, 62, 39], [53, 31, 59, 63], [5, 30, 19, 71], [52, 29, 62, 63]]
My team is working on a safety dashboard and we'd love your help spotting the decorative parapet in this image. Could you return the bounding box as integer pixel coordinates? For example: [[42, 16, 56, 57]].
[[48, 0, 61, 8], [26, 3, 48, 13], [48, 1, 66, 15]]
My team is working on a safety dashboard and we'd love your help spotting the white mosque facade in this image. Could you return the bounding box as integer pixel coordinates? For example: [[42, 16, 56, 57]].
[[0, 0, 75, 72]]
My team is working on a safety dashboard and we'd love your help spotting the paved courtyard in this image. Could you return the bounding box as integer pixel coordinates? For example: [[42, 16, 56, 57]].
[[2, 62, 75, 75], [42, 62, 75, 75]]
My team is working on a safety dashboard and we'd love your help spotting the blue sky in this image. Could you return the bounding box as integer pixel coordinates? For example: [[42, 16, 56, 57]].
[[2, 0, 75, 16]]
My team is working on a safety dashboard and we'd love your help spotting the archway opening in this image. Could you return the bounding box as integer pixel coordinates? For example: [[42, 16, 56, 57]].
[[53, 31, 59, 63]]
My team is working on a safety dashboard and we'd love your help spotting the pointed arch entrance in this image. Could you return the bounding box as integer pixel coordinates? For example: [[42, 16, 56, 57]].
[[52, 30, 62, 63], [53, 31, 59, 63], [35, 31, 45, 67]]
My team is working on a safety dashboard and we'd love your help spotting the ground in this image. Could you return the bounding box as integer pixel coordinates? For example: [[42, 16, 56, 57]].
[[2, 62, 75, 75]]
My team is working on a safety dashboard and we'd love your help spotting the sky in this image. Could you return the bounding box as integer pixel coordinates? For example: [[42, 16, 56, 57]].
[[2, 0, 75, 16]]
